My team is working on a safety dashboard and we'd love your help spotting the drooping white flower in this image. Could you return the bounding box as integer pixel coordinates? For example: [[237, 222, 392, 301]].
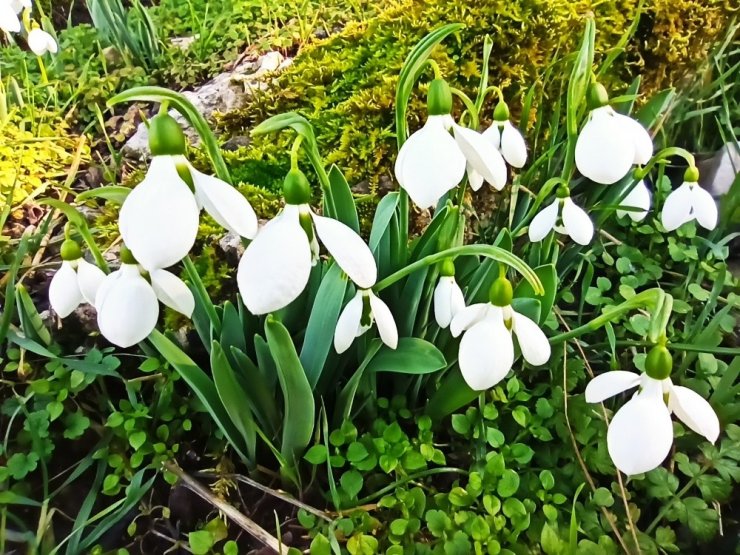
[[95, 256, 194, 348], [395, 114, 466, 208], [450, 298, 551, 391], [528, 195, 594, 245], [334, 289, 398, 353], [48, 240, 105, 318], [119, 113, 258, 271], [453, 124, 507, 192], [482, 103, 528, 169], [661, 178, 717, 232], [49, 257, 106, 318], [28, 28, 57, 55], [575, 85, 653, 185], [237, 169, 377, 315], [0, 1, 22, 33], [433, 275, 465, 328], [586, 371, 719, 475], [616, 180, 651, 222]]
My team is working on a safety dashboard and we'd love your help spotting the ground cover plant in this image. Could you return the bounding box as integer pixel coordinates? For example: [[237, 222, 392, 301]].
[[1, 1, 739, 554]]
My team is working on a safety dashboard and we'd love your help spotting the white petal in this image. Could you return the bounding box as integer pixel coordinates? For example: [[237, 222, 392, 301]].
[[0, 4, 21, 33], [458, 320, 514, 390], [512, 311, 550, 365], [607, 393, 673, 475], [237, 206, 312, 315], [76, 259, 106, 305], [689, 185, 718, 231], [395, 116, 466, 209], [669, 385, 720, 443], [150, 269, 195, 318], [450, 303, 491, 338], [562, 198, 594, 245], [500, 121, 527, 168], [528, 199, 559, 242], [312, 213, 377, 288], [453, 125, 507, 190], [433, 276, 465, 329], [616, 180, 651, 221], [28, 29, 57, 56], [369, 292, 398, 350], [481, 124, 501, 150], [190, 165, 258, 239], [585, 371, 641, 403], [614, 113, 653, 165], [575, 106, 635, 184], [334, 291, 364, 354], [661, 182, 693, 231], [119, 156, 200, 271], [97, 265, 159, 348], [467, 165, 484, 192], [49, 261, 83, 318]]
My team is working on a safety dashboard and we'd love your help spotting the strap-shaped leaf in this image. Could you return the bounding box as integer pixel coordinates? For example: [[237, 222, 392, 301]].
[[300, 263, 348, 389], [265, 317, 315, 467], [211, 342, 257, 465], [366, 338, 446, 374], [328, 165, 360, 233], [514, 264, 558, 324]]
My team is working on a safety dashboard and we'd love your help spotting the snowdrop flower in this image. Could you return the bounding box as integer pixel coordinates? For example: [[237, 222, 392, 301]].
[[433, 260, 465, 328], [95, 248, 194, 348], [28, 28, 57, 55], [119, 112, 258, 271], [238, 168, 377, 315], [453, 123, 507, 193], [48, 240, 105, 318], [334, 289, 398, 353], [450, 277, 551, 390], [586, 345, 719, 475], [481, 100, 527, 169], [528, 188, 594, 245], [0, 0, 27, 33], [661, 167, 718, 231], [395, 79, 465, 208], [575, 83, 653, 185], [616, 180, 651, 222]]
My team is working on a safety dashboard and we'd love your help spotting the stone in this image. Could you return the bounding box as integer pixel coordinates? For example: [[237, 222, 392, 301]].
[[122, 51, 292, 160], [698, 142, 740, 196]]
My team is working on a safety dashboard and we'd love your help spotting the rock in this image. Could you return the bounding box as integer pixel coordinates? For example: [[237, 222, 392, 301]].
[[698, 142, 740, 196], [122, 51, 292, 160], [218, 231, 245, 264], [170, 35, 197, 51], [221, 135, 251, 151]]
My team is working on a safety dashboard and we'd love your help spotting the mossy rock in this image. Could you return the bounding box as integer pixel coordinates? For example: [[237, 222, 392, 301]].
[[218, 0, 733, 191]]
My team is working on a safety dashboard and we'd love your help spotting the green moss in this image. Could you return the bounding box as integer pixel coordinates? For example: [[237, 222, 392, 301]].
[[0, 114, 90, 221], [218, 0, 733, 191]]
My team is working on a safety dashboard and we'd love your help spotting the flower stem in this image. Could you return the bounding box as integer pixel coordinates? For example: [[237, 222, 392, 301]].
[[634, 146, 697, 179], [356, 467, 467, 505], [374, 244, 543, 295], [549, 289, 665, 345], [450, 87, 479, 129]]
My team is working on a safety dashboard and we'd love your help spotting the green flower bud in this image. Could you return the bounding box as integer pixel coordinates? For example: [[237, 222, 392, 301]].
[[645, 345, 672, 380], [60, 239, 81, 261], [556, 184, 571, 199], [427, 79, 452, 116], [493, 100, 510, 122], [148, 113, 187, 156], [586, 82, 609, 111], [489, 277, 513, 307], [120, 246, 138, 265], [283, 168, 312, 205], [684, 166, 700, 183], [440, 259, 456, 277]]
